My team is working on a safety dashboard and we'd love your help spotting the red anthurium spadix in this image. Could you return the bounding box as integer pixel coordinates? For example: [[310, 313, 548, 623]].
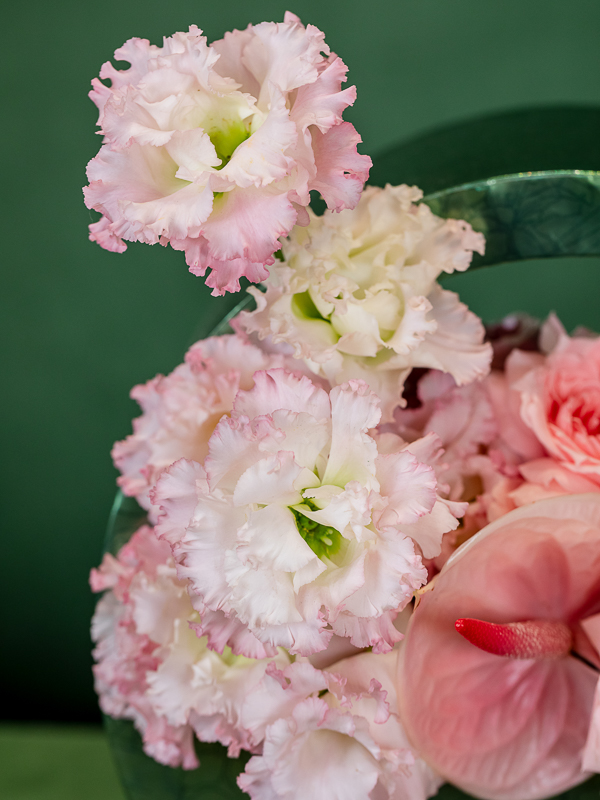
[[397, 494, 600, 800]]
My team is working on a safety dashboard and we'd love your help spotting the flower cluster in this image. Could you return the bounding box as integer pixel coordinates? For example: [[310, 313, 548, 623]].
[[91, 524, 290, 767], [393, 314, 600, 575], [92, 525, 440, 798], [87, 12, 600, 800]]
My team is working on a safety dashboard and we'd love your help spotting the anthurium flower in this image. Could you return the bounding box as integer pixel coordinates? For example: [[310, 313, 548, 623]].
[[397, 495, 600, 800], [238, 652, 439, 800], [153, 368, 462, 657], [83, 13, 370, 294], [237, 184, 490, 418], [112, 334, 289, 519], [91, 525, 289, 767]]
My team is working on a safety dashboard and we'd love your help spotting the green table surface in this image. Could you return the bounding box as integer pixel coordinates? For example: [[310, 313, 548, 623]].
[[0, 725, 126, 800]]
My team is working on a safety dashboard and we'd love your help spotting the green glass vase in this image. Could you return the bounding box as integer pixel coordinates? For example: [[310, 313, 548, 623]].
[[103, 106, 600, 800]]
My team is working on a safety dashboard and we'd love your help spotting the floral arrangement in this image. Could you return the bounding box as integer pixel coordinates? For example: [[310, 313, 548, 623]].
[[87, 13, 600, 800]]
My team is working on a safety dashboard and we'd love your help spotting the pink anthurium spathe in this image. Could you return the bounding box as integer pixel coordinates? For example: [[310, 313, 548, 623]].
[[397, 494, 600, 800]]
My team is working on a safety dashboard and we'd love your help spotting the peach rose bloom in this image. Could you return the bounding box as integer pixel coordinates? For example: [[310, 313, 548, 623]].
[[397, 495, 600, 800], [515, 319, 600, 486]]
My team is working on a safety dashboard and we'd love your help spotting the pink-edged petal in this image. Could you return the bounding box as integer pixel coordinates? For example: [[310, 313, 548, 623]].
[[88, 216, 127, 253], [375, 450, 438, 528], [201, 186, 297, 264], [243, 17, 327, 101], [239, 660, 328, 747], [340, 531, 426, 621], [232, 368, 331, 422], [204, 413, 278, 494], [152, 459, 207, 544], [331, 610, 404, 654], [211, 27, 260, 97], [189, 610, 276, 659], [310, 122, 372, 212], [291, 55, 356, 133], [171, 235, 271, 294], [229, 563, 302, 629], [412, 285, 493, 385]]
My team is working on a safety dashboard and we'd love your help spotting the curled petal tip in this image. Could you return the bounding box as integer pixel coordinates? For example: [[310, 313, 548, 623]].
[[455, 617, 572, 660]]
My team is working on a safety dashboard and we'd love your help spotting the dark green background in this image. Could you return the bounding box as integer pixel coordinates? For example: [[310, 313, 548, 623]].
[[3, 0, 600, 723]]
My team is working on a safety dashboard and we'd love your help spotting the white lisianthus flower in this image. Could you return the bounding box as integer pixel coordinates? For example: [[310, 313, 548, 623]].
[[238, 653, 442, 800], [153, 368, 463, 657], [84, 13, 371, 294], [91, 525, 290, 766], [238, 184, 491, 418]]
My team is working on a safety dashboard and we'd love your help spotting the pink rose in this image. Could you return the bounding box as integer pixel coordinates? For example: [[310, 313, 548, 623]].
[[515, 320, 600, 486], [397, 495, 600, 800]]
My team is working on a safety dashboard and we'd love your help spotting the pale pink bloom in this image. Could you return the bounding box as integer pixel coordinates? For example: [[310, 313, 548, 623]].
[[153, 369, 462, 657], [391, 370, 498, 501], [238, 653, 436, 800], [385, 369, 517, 572], [112, 334, 287, 519], [84, 14, 370, 294], [91, 525, 289, 767], [483, 352, 546, 469], [237, 184, 490, 419], [398, 495, 600, 800]]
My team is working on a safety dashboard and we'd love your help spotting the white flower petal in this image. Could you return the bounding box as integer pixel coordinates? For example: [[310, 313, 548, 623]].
[[237, 504, 317, 573], [233, 451, 304, 507], [322, 381, 381, 487]]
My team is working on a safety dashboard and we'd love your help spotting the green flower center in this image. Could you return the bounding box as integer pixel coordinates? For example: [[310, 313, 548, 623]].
[[290, 498, 342, 560], [291, 291, 328, 321], [207, 119, 251, 169]]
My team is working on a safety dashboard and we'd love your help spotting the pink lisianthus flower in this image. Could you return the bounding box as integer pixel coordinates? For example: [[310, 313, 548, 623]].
[[384, 369, 520, 574], [397, 495, 600, 800], [83, 13, 371, 294], [112, 334, 290, 520], [238, 653, 440, 800], [152, 368, 463, 657], [237, 184, 491, 419], [90, 525, 290, 767]]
